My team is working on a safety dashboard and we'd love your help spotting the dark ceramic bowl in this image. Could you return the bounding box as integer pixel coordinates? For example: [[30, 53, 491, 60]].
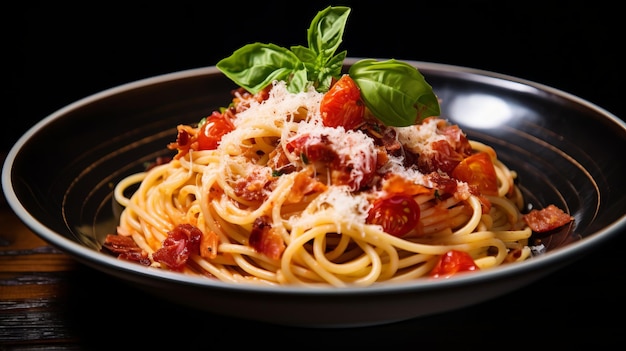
[[3, 58, 625, 327]]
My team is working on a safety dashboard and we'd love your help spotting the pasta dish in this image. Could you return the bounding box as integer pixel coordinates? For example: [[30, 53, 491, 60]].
[[102, 6, 573, 287]]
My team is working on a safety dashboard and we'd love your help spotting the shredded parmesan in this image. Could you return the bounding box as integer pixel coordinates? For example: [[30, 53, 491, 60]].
[[236, 81, 323, 126], [288, 185, 372, 232], [392, 118, 446, 155], [293, 122, 377, 186]]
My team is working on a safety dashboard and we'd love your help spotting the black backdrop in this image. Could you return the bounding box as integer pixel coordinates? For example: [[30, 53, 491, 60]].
[[9, 1, 623, 151]]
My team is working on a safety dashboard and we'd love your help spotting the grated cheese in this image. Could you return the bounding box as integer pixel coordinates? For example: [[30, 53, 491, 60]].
[[392, 118, 446, 155], [288, 185, 372, 232]]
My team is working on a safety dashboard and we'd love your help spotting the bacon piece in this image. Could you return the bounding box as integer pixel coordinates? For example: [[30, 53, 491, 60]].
[[523, 204, 574, 233], [102, 234, 151, 266], [415, 118, 473, 174], [427, 172, 460, 195], [383, 173, 435, 197], [233, 166, 273, 202], [286, 167, 327, 204], [167, 124, 197, 159], [267, 145, 295, 174], [286, 133, 376, 191], [152, 224, 202, 271], [102, 233, 138, 253], [249, 216, 285, 260]]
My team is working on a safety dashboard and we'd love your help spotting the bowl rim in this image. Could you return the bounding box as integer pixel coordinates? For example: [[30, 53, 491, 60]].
[[3, 59, 626, 296]]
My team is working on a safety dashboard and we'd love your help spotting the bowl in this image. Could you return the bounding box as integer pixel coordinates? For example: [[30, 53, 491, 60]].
[[3, 58, 626, 328]]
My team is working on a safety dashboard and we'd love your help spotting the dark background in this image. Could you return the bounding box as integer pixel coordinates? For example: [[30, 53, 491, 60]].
[[8, 1, 623, 152], [6, 1, 625, 347]]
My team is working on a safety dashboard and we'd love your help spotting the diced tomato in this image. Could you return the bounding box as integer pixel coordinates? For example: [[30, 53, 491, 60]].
[[367, 194, 420, 237], [451, 152, 499, 196], [430, 250, 479, 278], [197, 111, 235, 150], [320, 75, 365, 130]]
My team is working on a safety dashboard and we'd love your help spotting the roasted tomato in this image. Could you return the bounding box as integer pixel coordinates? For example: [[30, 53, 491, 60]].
[[197, 111, 235, 150], [320, 75, 365, 130], [430, 250, 479, 278], [367, 194, 420, 237], [451, 152, 499, 196]]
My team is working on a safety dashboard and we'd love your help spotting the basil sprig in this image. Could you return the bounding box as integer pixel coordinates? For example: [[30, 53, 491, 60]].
[[216, 6, 440, 126], [216, 6, 349, 94]]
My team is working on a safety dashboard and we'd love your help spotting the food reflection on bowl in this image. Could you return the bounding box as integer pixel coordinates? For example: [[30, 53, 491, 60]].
[[3, 59, 626, 327]]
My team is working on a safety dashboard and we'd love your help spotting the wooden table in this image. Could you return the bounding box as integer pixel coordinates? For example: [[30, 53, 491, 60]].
[[1, 182, 625, 349]]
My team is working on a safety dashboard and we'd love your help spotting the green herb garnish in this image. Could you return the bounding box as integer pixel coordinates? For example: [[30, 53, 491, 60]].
[[216, 6, 440, 127]]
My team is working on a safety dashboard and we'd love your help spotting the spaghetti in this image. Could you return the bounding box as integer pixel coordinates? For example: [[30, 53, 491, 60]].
[[103, 79, 546, 287]]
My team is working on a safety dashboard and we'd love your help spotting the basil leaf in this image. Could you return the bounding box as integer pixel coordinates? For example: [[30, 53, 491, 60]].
[[216, 43, 302, 94], [287, 68, 310, 93], [325, 51, 347, 77], [308, 6, 351, 60], [349, 59, 441, 127], [291, 45, 317, 63]]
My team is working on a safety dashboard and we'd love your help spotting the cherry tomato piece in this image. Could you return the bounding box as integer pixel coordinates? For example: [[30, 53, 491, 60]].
[[430, 250, 479, 278], [367, 194, 420, 237], [451, 151, 498, 196], [197, 111, 235, 150], [320, 75, 365, 130]]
